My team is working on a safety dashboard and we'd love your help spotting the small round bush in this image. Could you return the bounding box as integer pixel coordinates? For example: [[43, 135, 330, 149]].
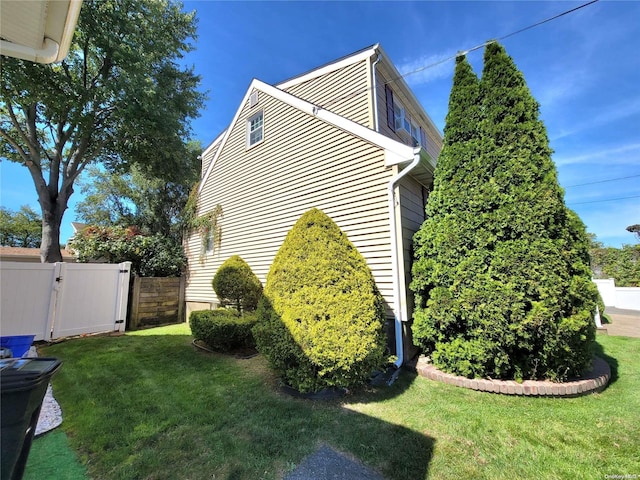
[[189, 308, 257, 352], [252, 208, 387, 393], [211, 255, 263, 312]]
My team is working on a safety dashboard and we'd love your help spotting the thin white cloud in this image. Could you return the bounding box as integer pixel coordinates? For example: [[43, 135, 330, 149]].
[[555, 143, 640, 167], [397, 50, 458, 86], [533, 67, 591, 109], [552, 97, 640, 141]]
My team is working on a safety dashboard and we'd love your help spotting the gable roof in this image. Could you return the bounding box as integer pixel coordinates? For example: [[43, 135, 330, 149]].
[[0, 246, 76, 262], [198, 78, 416, 194], [276, 44, 378, 90]]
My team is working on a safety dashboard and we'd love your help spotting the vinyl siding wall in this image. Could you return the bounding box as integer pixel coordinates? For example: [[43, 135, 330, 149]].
[[283, 60, 372, 128], [185, 89, 396, 315], [374, 65, 442, 162], [201, 140, 222, 177], [398, 175, 429, 321]]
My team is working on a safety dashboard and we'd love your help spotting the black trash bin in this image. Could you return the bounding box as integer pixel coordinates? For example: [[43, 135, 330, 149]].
[[1, 358, 62, 480]]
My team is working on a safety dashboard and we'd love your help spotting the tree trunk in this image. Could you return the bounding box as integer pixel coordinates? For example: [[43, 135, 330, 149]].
[[41, 215, 63, 263], [38, 187, 70, 263]]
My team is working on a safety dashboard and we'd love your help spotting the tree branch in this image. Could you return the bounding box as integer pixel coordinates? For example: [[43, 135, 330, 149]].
[[0, 127, 30, 163], [5, 101, 40, 162]]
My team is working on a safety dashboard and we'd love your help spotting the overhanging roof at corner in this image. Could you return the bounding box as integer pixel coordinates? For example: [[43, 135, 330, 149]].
[[0, 0, 82, 64]]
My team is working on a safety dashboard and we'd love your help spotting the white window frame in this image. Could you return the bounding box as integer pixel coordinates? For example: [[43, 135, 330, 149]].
[[247, 110, 264, 148], [410, 120, 420, 147], [205, 229, 214, 254], [393, 100, 405, 132]]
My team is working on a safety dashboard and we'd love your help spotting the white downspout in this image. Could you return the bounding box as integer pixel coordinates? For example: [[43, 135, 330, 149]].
[[372, 54, 382, 131], [389, 147, 422, 369]]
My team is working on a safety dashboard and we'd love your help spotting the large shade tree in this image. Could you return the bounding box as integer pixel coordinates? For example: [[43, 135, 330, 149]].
[[0, 205, 42, 247], [411, 43, 598, 382], [75, 140, 201, 243], [0, 0, 204, 262]]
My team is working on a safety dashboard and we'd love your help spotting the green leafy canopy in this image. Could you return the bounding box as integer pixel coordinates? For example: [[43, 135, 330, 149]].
[[0, 0, 205, 262], [0, 205, 42, 248]]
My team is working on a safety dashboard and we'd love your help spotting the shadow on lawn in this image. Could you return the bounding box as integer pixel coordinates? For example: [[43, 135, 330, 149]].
[[248, 295, 435, 479], [39, 329, 435, 480], [593, 339, 620, 387]]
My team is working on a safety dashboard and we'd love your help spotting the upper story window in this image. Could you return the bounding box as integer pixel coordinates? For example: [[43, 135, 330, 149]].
[[385, 84, 427, 149], [247, 111, 263, 147]]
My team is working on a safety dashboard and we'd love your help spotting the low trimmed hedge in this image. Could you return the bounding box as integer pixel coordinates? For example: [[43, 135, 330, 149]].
[[189, 309, 257, 352]]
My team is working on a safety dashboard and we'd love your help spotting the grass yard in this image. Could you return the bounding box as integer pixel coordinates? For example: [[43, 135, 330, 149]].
[[28, 324, 640, 479]]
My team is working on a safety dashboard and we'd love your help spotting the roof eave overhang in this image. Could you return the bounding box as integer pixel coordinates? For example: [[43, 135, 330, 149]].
[[0, 0, 82, 64]]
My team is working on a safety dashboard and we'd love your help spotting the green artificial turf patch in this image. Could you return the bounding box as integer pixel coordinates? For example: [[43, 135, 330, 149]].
[[25, 430, 88, 480]]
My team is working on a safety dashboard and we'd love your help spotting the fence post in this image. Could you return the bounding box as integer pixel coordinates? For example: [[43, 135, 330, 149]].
[[129, 275, 141, 331], [115, 262, 132, 332], [178, 276, 186, 323]]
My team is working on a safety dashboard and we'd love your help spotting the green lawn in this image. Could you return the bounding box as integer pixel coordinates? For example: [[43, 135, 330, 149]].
[[27, 325, 640, 479]]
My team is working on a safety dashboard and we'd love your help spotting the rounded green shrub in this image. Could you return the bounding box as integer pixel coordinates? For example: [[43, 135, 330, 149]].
[[211, 255, 263, 312], [252, 208, 387, 393], [189, 308, 257, 352]]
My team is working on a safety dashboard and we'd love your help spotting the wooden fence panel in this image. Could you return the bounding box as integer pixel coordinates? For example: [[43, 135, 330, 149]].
[[128, 277, 186, 330]]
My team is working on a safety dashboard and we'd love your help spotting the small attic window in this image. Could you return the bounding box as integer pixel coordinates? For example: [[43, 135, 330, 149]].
[[247, 110, 263, 147]]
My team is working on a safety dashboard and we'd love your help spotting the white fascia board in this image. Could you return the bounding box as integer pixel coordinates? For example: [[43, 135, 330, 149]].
[[199, 81, 259, 194], [276, 45, 378, 90], [257, 80, 414, 162], [0, 38, 59, 64], [199, 77, 416, 194], [201, 130, 227, 157], [55, 0, 83, 63]]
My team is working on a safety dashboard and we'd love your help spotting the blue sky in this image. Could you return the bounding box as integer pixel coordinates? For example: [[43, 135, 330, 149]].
[[1, 0, 638, 247]]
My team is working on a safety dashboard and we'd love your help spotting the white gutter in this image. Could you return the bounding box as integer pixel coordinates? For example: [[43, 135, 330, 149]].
[[0, 0, 83, 64], [371, 54, 381, 131], [389, 147, 422, 369], [0, 37, 59, 64]]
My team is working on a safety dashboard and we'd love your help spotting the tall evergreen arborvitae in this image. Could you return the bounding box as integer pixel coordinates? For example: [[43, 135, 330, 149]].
[[411, 42, 598, 381], [411, 55, 484, 357]]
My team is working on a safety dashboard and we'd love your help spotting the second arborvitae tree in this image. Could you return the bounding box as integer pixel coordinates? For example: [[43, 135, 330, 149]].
[[411, 43, 598, 381]]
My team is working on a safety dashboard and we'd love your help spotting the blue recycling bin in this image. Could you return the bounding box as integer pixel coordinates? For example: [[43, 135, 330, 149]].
[[1, 357, 62, 480], [0, 336, 35, 358]]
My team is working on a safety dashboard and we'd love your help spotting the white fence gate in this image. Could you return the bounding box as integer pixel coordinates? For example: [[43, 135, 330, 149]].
[[0, 261, 131, 341]]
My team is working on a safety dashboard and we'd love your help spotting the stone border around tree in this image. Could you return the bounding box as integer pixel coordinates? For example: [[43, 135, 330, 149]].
[[415, 356, 611, 397]]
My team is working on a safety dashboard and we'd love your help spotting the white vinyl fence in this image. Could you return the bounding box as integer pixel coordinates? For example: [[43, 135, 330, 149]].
[[593, 278, 640, 311], [0, 261, 131, 341]]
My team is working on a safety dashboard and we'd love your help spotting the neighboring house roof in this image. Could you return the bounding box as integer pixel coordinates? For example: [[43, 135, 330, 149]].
[[0, 0, 83, 64], [70, 222, 88, 233], [0, 246, 76, 262]]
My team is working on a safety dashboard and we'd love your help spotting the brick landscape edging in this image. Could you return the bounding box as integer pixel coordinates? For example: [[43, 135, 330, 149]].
[[415, 356, 611, 397]]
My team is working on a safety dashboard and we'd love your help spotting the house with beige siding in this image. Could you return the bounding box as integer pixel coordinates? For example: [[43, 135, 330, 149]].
[[185, 44, 443, 365]]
